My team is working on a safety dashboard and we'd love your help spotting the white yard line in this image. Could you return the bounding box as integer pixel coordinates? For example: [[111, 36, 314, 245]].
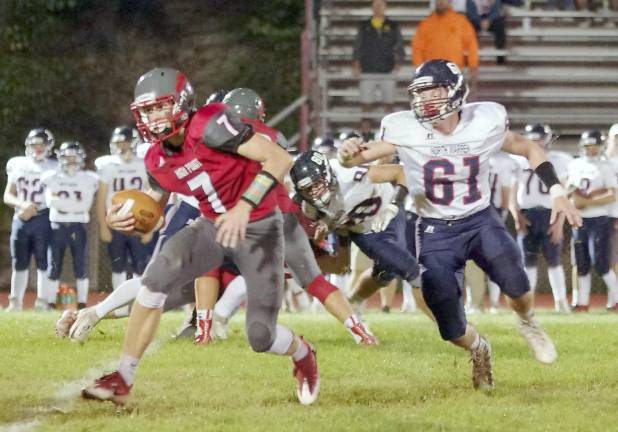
[[0, 339, 164, 432]]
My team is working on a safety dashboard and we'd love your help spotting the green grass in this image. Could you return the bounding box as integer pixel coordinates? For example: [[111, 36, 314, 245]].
[[1, 310, 618, 431]]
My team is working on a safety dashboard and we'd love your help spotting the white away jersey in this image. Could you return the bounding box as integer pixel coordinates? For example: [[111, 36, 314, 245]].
[[307, 159, 394, 233], [566, 157, 617, 218], [380, 102, 508, 219], [513, 150, 572, 210], [488, 152, 517, 209], [6, 156, 59, 213], [96, 155, 149, 209], [41, 170, 100, 223]]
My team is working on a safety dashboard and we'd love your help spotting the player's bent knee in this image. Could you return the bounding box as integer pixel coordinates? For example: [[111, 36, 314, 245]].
[[247, 322, 275, 353], [490, 252, 529, 298], [371, 267, 396, 286], [429, 297, 466, 341], [136, 285, 168, 309]]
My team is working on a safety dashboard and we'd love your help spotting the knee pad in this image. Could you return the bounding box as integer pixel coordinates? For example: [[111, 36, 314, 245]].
[[136, 285, 168, 308], [305, 274, 338, 303], [247, 321, 275, 353], [488, 252, 530, 298]]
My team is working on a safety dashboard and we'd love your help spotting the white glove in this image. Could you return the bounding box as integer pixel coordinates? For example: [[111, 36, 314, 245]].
[[371, 204, 399, 232]]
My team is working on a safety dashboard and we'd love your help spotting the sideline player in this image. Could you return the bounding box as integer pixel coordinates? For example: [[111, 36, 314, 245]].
[[567, 130, 618, 311], [3, 129, 57, 310], [81, 68, 319, 405], [96, 126, 150, 292], [338, 59, 581, 389], [41, 142, 101, 309], [510, 123, 572, 312]]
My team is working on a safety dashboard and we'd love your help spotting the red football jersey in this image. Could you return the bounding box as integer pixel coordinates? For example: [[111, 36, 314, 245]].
[[144, 103, 278, 221], [243, 117, 299, 214]]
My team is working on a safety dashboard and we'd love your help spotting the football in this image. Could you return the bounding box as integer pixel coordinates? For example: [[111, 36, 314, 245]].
[[111, 189, 164, 234]]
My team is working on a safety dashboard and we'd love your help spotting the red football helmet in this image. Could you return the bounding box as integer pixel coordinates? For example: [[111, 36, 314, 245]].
[[130, 68, 195, 144]]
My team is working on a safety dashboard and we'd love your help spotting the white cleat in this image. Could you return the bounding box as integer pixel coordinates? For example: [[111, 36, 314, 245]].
[[34, 297, 50, 311], [69, 307, 101, 343], [55, 309, 78, 337], [212, 313, 229, 340], [518, 316, 557, 364], [6, 297, 22, 312]]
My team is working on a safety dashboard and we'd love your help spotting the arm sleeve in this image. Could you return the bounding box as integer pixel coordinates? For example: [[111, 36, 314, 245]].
[[463, 19, 480, 68], [147, 173, 169, 194], [201, 106, 254, 154]]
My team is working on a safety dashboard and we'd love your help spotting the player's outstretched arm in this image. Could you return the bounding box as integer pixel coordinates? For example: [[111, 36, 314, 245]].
[[338, 137, 396, 167], [502, 131, 582, 228]]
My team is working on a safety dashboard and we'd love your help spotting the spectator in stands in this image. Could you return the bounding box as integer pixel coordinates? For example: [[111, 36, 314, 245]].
[[412, 0, 479, 97], [466, 0, 507, 65], [352, 0, 405, 141]]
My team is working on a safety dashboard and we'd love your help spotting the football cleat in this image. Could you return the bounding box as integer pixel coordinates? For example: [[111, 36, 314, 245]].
[[347, 318, 379, 345], [55, 309, 78, 338], [194, 317, 213, 345], [292, 337, 320, 405], [212, 313, 229, 340], [572, 305, 589, 313], [518, 316, 557, 364], [82, 371, 131, 405], [6, 297, 22, 312], [34, 297, 51, 311], [470, 337, 493, 390], [69, 307, 100, 343]]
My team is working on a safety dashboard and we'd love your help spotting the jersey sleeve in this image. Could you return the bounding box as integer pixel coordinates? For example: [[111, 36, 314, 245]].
[[6, 158, 17, 183], [199, 105, 254, 154], [603, 163, 618, 189], [39, 169, 55, 187]]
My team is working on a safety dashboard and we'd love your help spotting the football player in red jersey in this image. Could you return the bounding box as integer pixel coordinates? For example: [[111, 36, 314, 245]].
[[82, 68, 319, 406]]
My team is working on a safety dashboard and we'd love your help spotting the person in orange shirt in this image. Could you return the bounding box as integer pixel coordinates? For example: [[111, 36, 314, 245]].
[[412, 0, 479, 95]]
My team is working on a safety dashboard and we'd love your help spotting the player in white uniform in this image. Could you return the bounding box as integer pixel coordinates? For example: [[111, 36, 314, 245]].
[[41, 142, 101, 308], [465, 151, 517, 314], [3, 129, 58, 311], [290, 150, 421, 321], [566, 130, 618, 311], [510, 124, 572, 313], [338, 59, 581, 390], [96, 126, 150, 291]]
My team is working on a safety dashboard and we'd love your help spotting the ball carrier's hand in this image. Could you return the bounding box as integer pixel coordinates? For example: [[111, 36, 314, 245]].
[[214, 200, 252, 248]]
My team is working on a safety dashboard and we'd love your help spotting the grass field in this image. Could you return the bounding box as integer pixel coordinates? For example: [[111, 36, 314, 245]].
[[1, 309, 618, 432]]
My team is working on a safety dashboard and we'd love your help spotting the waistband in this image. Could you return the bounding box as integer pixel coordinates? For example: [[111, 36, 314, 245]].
[[421, 205, 493, 226]]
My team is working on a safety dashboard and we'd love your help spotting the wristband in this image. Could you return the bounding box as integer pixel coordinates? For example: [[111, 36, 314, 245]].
[[534, 161, 560, 189], [549, 184, 566, 199], [240, 170, 278, 208], [391, 184, 409, 207]]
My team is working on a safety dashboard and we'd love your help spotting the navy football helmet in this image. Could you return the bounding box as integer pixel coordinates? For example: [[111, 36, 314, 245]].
[[523, 123, 556, 149], [290, 150, 337, 209], [407, 59, 469, 123], [579, 130, 605, 159], [57, 141, 85, 176], [109, 125, 140, 161], [25, 128, 54, 161]]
